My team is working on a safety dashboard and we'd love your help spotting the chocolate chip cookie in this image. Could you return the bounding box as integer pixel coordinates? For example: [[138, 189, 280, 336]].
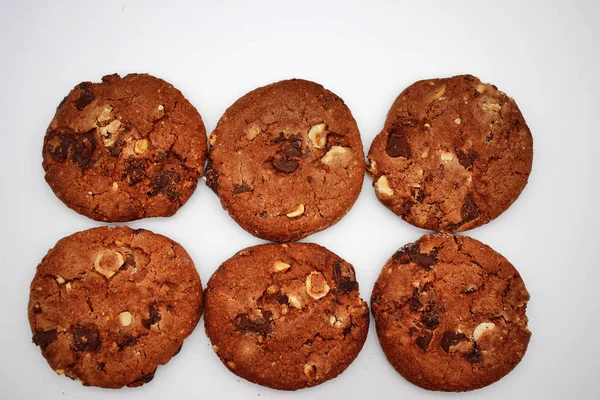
[[43, 73, 207, 222], [204, 242, 369, 390], [28, 226, 203, 388], [206, 79, 365, 242], [371, 234, 531, 391], [367, 75, 533, 232]]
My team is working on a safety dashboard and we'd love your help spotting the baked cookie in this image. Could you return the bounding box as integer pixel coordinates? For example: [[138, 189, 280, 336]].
[[43, 73, 207, 222], [204, 243, 369, 390], [371, 234, 531, 391], [206, 79, 365, 242], [367, 75, 533, 232], [28, 226, 203, 389]]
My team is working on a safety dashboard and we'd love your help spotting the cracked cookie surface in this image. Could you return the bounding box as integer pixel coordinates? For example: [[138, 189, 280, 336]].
[[28, 226, 203, 389], [43, 73, 207, 222], [206, 79, 365, 242], [204, 242, 369, 390], [371, 234, 530, 392], [367, 75, 533, 232]]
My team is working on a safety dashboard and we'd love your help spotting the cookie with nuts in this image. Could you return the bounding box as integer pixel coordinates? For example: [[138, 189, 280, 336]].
[[204, 242, 369, 390], [371, 234, 531, 391], [206, 79, 365, 242], [367, 75, 533, 232], [28, 226, 203, 388], [43, 73, 207, 222]]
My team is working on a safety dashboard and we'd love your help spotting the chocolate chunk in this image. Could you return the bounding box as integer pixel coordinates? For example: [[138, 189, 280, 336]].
[[74, 84, 95, 110], [276, 293, 289, 305], [332, 261, 357, 294], [127, 369, 156, 387], [284, 140, 303, 158], [461, 196, 480, 222], [32, 329, 57, 349], [409, 288, 423, 312], [416, 332, 433, 351], [46, 131, 74, 162], [148, 170, 180, 201], [73, 326, 101, 352], [71, 130, 96, 170], [232, 181, 253, 195], [32, 302, 43, 314], [142, 304, 161, 329], [463, 343, 484, 364], [440, 331, 467, 352], [270, 132, 286, 144], [392, 248, 411, 264], [385, 119, 416, 158], [486, 131, 494, 142], [456, 150, 477, 170], [420, 311, 440, 330], [109, 145, 122, 158], [408, 327, 418, 337], [406, 243, 438, 270], [120, 254, 136, 270], [204, 160, 219, 193], [124, 158, 148, 186], [117, 333, 138, 349], [233, 313, 272, 335], [386, 133, 411, 158], [272, 158, 299, 173]]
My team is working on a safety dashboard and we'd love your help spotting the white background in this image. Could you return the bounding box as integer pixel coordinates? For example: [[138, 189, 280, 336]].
[[0, 0, 599, 398]]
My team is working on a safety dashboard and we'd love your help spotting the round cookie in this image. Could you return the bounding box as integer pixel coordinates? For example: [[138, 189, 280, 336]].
[[28, 226, 203, 389], [206, 79, 365, 242], [367, 75, 533, 232], [204, 243, 369, 390], [371, 234, 531, 392], [43, 73, 207, 222]]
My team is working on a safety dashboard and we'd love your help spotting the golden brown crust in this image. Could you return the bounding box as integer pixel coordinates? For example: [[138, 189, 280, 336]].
[[371, 234, 531, 391], [204, 242, 369, 390], [28, 226, 203, 389], [367, 75, 533, 232], [43, 73, 207, 222], [206, 79, 365, 242]]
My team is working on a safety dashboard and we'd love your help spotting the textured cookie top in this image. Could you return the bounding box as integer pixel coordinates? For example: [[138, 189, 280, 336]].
[[204, 243, 369, 390], [206, 79, 365, 242], [28, 226, 203, 389], [43, 73, 207, 222], [371, 234, 530, 392], [367, 75, 533, 232]]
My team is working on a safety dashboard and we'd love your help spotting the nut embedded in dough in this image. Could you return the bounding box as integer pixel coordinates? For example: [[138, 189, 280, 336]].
[[473, 322, 495, 340], [321, 146, 352, 167], [286, 204, 305, 218], [119, 311, 133, 327], [433, 86, 446, 100], [273, 260, 291, 272], [93, 250, 125, 279], [305, 271, 330, 299], [308, 123, 328, 149], [134, 139, 148, 154], [375, 175, 394, 197]]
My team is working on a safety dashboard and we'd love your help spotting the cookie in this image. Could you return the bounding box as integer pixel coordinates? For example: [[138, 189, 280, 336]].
[[28, 226, 203, 389], [206, 79, 365, 242], [204, 242, 369, 390], [43, 73, 207, 222], [367, 75, 533, 232], [371, 234, 531, 391]]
